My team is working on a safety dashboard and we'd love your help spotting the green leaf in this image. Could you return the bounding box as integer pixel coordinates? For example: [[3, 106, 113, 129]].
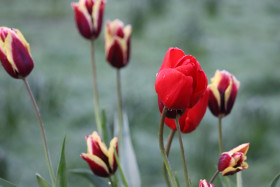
[[101, 109, 109, 145], [36, 174, 51, 187], [270, 172, 280, 187], [70, 168, 107, 186], [0, 178, 17, 187], [55, 137, 68, 187]]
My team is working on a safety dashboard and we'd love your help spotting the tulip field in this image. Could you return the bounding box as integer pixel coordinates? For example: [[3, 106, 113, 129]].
[[0, 0, 279, 186]]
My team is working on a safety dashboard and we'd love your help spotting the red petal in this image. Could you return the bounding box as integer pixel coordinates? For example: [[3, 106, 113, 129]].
[[106, 40, 126, 68], [218, 153, 232, 172], [207, 88, 220, 117], [159, 48, 185, 71], [81, 154, 110, 177]]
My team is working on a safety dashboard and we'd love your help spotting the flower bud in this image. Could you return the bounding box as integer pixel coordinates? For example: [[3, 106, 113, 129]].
[[208, 70, 240, 118], [199, 179, 214, 187], [155, 48, 207, 110], [218, 143, 249, 176], [0, 27, 34, 79], [105, 19, 132, 69], [71, 0, 105, 40], [81, 131, 118, 177]]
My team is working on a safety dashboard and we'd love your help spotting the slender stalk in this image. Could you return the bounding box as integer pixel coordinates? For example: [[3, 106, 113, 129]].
[[108, 176, 115, 187], [210, 170, 219, 183], [116, 69, 123, 149], [23, 79, 55, 186], [159, 107, 177, 187], [236, 172, 242, 187], [114, 148, 128, 187], [163, 130, 176, 187], [218, 116, 223, 154], [90, 40, 102, 136], [175, 116, 189, 187]]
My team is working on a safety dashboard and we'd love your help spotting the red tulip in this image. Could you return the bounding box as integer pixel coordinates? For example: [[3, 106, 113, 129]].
[[81, 131, 118, 177], [163, 90, 209, 133], [71, 0, 105, 40], [0, 27, 34, 79], [105, 19, 132, 68], [155, 48, 207, 111], [208, 70, 240, 118]]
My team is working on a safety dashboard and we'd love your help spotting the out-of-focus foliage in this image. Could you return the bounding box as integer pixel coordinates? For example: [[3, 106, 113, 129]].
[[0, 0, 279, 186]]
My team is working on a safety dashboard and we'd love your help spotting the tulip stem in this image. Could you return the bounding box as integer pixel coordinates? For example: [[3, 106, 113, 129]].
[[237, 172, 242, 187], [218, 116, 223, 153], [159, 107, 178, 187], [116, 69, 123, 150], [114, 148, 128, 187], [163, 130, 176, 187], [90, 40, 103, 137], [210, 170, 219, 183], [175, 115, 190, 187], [23, 79, 55, 186]]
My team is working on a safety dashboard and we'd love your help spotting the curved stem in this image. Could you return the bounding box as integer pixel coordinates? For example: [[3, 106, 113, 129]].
[[116, 69, 123, 149], [175, 116, 189, 187], [210, 170, 219, 183], [23, 79, 55, 186], [163, 130, 176, 187], [218, 116, 223, 154], [159, 107, 177, 187], [90, 40, 102, 136], [114, 148, 128, 187]]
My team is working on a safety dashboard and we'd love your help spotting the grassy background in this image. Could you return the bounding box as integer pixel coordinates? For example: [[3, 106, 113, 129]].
[[0, 0, 280, 186]]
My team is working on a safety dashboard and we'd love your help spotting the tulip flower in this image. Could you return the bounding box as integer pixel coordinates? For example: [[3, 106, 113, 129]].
[[105, 19, 132, 68], [162, 89, 209, 133], [0, 27, 34, 79], [208, 70, 240, 118], [199, 179, 214, 187], [155, 48, 207, 111], [81, 131, 118, 177], [71, 0, 105, 40], [218, 143, 249, 176]]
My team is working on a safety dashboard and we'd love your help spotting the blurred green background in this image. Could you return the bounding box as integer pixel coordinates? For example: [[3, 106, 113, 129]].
[[0, 0, 279, 186]]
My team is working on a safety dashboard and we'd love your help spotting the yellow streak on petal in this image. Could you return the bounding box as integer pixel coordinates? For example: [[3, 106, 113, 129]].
[[77, 1, 93, 31], [221, 166, 237, 176], [91, 131, 109, 157], [4, 33, 18, 72], [108, 137, 118, 170], [81, 153, 110, 174], [208, 84, 221, 107], [14, 29, 32, 56], [92, 0, 102, 30], [224, 76, 233, 108], [228, 143, 250, 155]]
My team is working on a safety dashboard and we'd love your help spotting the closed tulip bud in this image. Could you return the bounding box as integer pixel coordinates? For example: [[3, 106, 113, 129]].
[[81, 131, 118, 177], [208, 70, 240, 118], [71, 0, 105, 40], [155, 48, 207, 110], [0, 27, 34, 79], [105, 19, 132, 68], [163, 90, 209, 133], [199, 179, 214, 187], [218, 143, 249, 176]]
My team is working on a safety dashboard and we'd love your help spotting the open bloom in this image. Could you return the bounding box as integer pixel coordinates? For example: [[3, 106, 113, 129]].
[[71, 0, 105, 40], [208, 70, 240, 118], [155, 48, 207, 111], [199, 179, 214, 187], [218, 143, 249, 176], [105, 19, 132, 68], [81, 131, 118, 177], [0, 27, 34, 79], [163, 89, 209, 133]]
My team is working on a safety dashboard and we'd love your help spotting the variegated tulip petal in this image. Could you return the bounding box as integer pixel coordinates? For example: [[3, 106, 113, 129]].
[[228, 143, 249, 155], [108, 137, 118, 173], [81, 153, 110, 177]]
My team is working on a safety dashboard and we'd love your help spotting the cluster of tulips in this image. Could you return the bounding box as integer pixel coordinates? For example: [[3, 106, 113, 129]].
[[5, 0, 280, 187]]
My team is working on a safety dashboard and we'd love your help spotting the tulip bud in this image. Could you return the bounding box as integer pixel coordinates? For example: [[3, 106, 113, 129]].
[[81, 131, 118, 177], [105, 19, 132, 68], [163, 89, 209, 133], [155, 48, 207, 110], [0, 27, 34, 79], [71, 0, 105, 40], [218, 143, 249, 176], [208, 70, 240, 118], [199, 179, 214, 187]]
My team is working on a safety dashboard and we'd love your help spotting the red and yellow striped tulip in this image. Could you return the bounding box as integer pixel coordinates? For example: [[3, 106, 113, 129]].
[[199, 179, 214, 187]]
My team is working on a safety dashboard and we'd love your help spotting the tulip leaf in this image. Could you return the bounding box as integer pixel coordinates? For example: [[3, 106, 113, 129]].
[[114, 112, 141, 187], [0, 178, 17, 187], [101, 109, 109, 145], [36, 174, 51, 187], [55, 137, 68, 187], [270, 172, 280, 187], [70, 168, 107, 186]]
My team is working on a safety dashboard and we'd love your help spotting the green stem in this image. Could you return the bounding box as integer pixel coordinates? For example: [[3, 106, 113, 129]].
[[218, 116, 223, 154], [116, 69, 123, 150], [23, 79, 55, 186], [114, 148, 128, 187], [159, 107, 178, 187], [175, 116, 189, 187], [237, 172, 242, 187], [210, 170, 219, 183], [108, 176, 115, 187], [163, 130, 176, 187], [90, 40, 102, 136]]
